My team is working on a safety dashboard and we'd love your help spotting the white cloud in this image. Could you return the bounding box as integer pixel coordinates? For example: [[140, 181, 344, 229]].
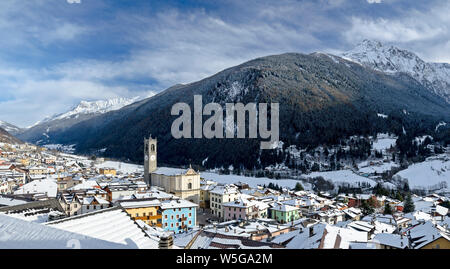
[[67, 0, 81, 4], [367, 0, 382, 4]]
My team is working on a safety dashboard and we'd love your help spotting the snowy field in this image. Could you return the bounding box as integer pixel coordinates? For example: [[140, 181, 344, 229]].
[[372, 133, 397, 151], [393, 159, 450, 190], [201, 172, 310, 190], [358, 161, 399, 174], [303, 170, 377, 187], [95, 161, 143, 174]]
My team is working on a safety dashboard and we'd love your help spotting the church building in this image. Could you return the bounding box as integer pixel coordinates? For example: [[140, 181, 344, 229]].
[[144, 135, 200, 204]]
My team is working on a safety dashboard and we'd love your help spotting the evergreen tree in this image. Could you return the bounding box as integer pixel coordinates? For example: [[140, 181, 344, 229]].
[[403, 193, 415, 213], [384, 203, 392, 215], [402, 182, 410, 193], [294, 182, 304, 191]]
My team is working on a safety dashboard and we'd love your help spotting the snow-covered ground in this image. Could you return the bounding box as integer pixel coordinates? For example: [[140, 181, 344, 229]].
[[95, 161, 143, 174], [393, 159, 450, 190], [372, 133, 397, 151], [43, 144, 76, 153], [358, 161, 399, 174], [201, 172, 310, 190], [303, 170, 377, 187]]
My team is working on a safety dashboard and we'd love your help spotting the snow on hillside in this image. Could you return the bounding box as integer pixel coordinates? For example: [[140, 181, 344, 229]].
[[201, 172, 310, 190], [43, 144, 76, 153], [414, 135, 433, 145], [95, 161, 143, 174], [372, 133, 396, 151], [342, 39, 450, 102], [393, 159, 450, 190], [358, 161, 399, 174], [0, 121, 21, 134], [303, 170, 377, 187], [436, 121, 447, 132]]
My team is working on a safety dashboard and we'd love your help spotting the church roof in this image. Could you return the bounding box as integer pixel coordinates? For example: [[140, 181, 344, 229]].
[[152, 167, 198, 176]]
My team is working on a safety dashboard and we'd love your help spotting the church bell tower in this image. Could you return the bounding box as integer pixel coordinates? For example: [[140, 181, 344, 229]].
[[144, 135, 157, 185]]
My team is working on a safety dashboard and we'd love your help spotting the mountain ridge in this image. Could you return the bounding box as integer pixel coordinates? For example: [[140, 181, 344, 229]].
[[17, 96, 149, 145], [26, 51, 449, 169], [342, 39, 450, 103]]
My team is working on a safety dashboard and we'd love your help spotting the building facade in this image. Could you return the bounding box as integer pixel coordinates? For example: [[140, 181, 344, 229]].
[[160, 199, 197, 234]]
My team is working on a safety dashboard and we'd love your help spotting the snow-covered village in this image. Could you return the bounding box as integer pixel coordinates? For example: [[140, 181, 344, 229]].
[[1, 129, 449, 249], [1, 1, 450, 262]]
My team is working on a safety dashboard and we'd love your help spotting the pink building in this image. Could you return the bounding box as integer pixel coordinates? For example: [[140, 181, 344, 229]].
[[223, 198, 269, 221]]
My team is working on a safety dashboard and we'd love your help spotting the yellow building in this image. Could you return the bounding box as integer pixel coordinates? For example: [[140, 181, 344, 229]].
[[120, 199, 162, 227], [199, 182, 216, 209], [99, 168, 117, 176], [419, 237, 450, 249], [19, 158, 30, 166]]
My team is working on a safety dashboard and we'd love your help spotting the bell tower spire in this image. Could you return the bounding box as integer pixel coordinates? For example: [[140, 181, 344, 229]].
[[144, 135, 157, 185]]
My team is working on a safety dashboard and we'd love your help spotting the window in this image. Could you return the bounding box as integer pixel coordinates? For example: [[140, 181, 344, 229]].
[[143, 213, 146, 217], [188, 183, 192, 189], [86, 206, 90, 210], [189, 213, 192, 217], [171, 215, 174, 220], [136, 213, 139, 217], [189, 221, 191, 225]]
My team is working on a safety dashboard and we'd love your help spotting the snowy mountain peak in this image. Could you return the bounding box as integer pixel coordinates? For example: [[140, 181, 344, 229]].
[[342, 40, 450, 103], [31, 96, 142, 126]]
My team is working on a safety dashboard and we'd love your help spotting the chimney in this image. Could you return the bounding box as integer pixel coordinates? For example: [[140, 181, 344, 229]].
[[158, 234, 174, 249]]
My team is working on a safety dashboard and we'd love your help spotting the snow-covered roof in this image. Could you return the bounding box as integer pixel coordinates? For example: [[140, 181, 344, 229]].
[[271, 203, 299, 212], [372, 233, 408, 249], [14, 179, 57, 197], [0, 196, 29, 207], [152, 167, 197, 176], [160, 199, 198, 210], [409, 221, 450, 249], [285, 224, 326, 249], [120, 199, 161, 209], [210, 185, 239, 195], [46, 207, 158, 249], [322, 225, 368, 249], [0, 214, 129, 249], [435, 205, 449, 216]]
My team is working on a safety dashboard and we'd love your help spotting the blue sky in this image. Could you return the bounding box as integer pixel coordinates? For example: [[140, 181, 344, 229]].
[[0, 0, 449, 127]]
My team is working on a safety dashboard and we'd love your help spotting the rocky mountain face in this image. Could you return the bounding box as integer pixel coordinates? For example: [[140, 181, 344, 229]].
[[0, 127, 22, 144], [0, 121, 22, 136], [342, 39, 450, 103], [20, 52, 449, 169], [17, 97, 145, 145]]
